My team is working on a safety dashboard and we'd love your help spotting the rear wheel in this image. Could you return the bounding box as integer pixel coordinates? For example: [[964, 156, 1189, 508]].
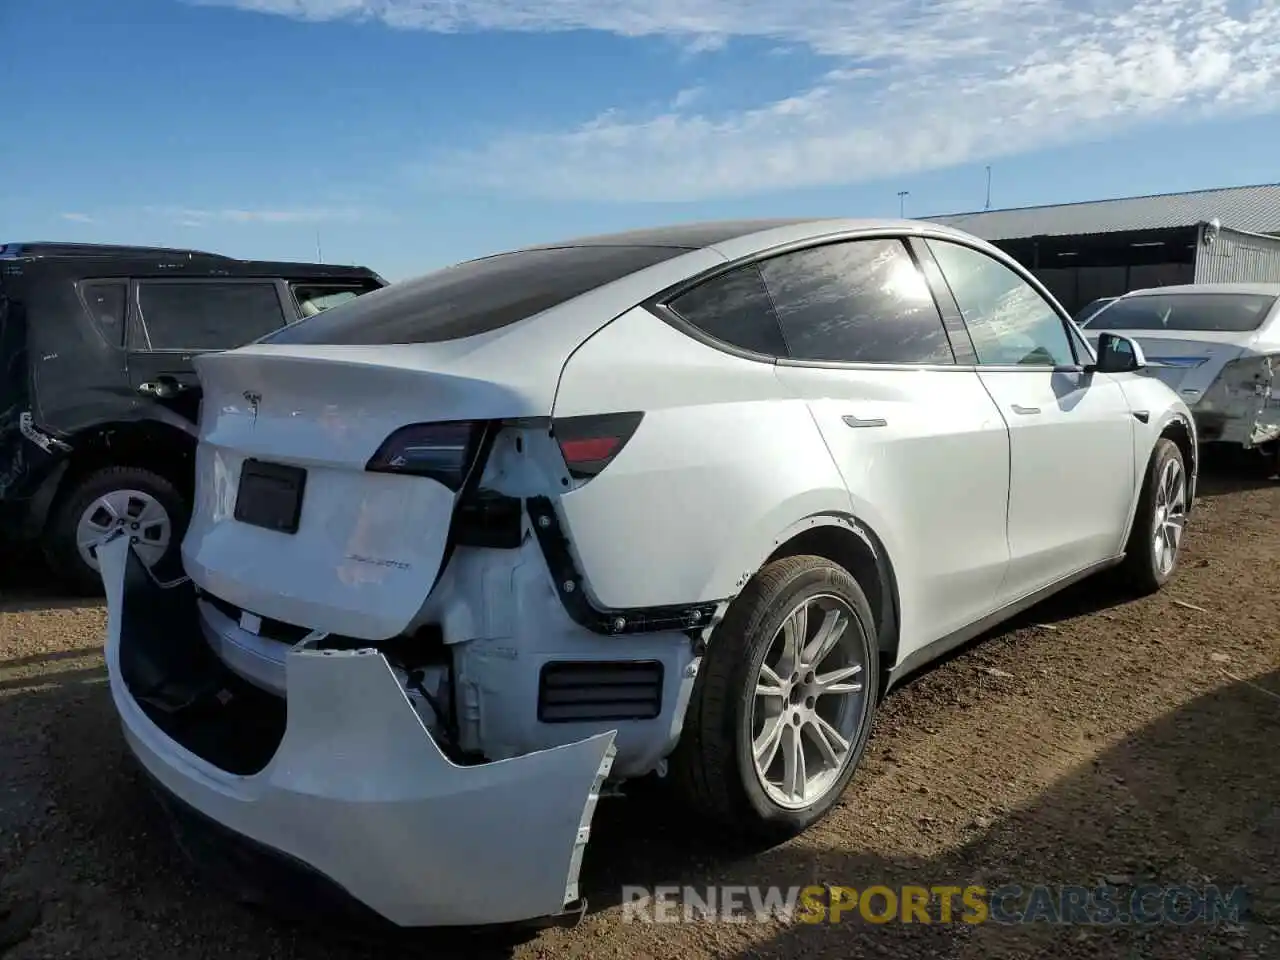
[[1116, 438, 1188, 596], [44, 466, 188, 595], [671, 555, 879, 841]]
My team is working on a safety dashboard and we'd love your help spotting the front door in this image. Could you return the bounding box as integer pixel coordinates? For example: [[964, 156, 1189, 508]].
[[922, 238, 1136, 602]]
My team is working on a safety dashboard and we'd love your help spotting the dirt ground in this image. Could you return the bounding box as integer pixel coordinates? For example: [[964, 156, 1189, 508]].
[[1, 458, 1277, 960]]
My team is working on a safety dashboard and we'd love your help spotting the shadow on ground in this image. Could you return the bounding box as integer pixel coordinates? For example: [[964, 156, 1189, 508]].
[[1194, 447, 1279, 500], [0, 546, 98, 613]]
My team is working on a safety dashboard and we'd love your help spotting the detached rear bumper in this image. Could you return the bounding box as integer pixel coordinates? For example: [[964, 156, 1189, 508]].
[[98, 532, 616, 928]]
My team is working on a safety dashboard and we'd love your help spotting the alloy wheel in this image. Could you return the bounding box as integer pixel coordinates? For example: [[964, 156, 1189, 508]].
[[1151, 457, 1187, 577], [750, 594, 872, 810]]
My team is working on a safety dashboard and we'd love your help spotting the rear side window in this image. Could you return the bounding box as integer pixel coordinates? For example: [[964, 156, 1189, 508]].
[[79, 280, 127, 346], [1083, 293, 1277, 332], [759, 239, 954, 364], [667, 265, 788, 356], [263, 245, 691, 345], [132, 281, 287, 351], [290, 282, 374, 318]]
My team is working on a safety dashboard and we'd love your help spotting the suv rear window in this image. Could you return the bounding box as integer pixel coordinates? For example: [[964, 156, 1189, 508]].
[[1085, 293, 1277, 332], [134, 281, 287, 351], [262, 245, 691, 345]]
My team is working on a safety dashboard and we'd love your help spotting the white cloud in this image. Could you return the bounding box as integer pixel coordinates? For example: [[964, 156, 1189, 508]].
[[199, 0, 1280, 201], [145, 205, 367, 225], [60, 212, 96, 224]]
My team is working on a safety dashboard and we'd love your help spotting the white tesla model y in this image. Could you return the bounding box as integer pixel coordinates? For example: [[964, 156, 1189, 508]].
[[97, 218, 1197, 929]]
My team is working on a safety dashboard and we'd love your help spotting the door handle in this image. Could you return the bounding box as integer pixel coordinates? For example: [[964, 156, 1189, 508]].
[[1010, 404, 1041, 416], [842, 414, 888, 429], [138, 379, 181, 399]]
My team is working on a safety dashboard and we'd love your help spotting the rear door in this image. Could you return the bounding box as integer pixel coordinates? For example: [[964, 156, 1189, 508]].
[[924, 238, 1136, 601], [746, 237, 1013, 655], [126, 278, 293, 421]]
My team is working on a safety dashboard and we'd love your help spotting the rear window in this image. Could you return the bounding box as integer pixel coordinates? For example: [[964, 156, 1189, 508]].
[[262, 245, 691, 346], [1072, 297, 1114, 324], [1084, 293, 1277, 332]]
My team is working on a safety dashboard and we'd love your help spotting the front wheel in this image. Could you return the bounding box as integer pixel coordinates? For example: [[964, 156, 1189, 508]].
[[671, 555, 880, 841], [1116, 438, 1189, 595]]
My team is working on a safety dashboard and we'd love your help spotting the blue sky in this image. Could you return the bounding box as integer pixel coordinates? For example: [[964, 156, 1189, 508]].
[[4, 0, 1280, 281]]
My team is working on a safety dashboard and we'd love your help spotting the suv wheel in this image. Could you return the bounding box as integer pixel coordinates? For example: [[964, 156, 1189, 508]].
[[671, 554, 880, 841], [1116, 438, 1188, 595], [44, 466, 188, 595]]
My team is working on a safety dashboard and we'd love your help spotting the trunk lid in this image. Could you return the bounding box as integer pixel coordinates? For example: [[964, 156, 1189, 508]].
[[182, 339, 561, 640]]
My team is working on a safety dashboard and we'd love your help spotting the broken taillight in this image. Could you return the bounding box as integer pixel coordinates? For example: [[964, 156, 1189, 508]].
[[365, 421, 486, 491], [551, 412, 644, 480]]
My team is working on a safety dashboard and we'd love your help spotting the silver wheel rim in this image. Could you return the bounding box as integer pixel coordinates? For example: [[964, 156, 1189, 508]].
[[76, 489, 172, 571], [1151, 457, 1187, 577], [750, 593, 871, 810]]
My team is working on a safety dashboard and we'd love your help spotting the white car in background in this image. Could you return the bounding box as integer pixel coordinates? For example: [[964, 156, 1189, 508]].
[[97, 218, 1198, 930], [1079, 283, 1280, 463]]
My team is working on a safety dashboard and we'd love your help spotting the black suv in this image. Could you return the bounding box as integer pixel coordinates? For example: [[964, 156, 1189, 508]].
[[0, 242, 385, 592]]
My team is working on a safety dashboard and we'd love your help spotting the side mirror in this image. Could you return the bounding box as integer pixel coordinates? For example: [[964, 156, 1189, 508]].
[[1086, 332, 1146, 374]]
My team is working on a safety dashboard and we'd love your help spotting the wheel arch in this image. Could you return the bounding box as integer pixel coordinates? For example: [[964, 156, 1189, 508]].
[[43, 418, 197, 528], [760, 513, 902, 679], [1117, 408, 1197, 549], [1157, 412, 1197, 501]]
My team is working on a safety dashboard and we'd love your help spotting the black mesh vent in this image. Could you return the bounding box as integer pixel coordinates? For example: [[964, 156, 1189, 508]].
[[537, 660, 664, 724]]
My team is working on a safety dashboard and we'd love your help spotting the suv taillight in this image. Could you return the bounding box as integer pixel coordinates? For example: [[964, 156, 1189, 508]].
[[551, 412, 643, 480], [366, 421, 486, 491]]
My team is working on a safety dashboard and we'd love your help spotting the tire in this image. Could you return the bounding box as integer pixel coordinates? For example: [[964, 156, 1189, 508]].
[[670, 554, 880, 842], [1115, 438, 1188, 596], [43, 466, 189, 595]]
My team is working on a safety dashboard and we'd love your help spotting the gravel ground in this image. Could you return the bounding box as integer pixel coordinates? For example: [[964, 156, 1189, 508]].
[[1, 459, 1277, 960]]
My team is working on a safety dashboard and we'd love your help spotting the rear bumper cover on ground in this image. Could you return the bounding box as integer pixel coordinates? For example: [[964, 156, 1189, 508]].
[[98, 532, 617, 928]]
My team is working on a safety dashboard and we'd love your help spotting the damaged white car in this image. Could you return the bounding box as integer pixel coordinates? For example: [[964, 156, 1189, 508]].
[[99, 218, 1199, 929], [1080, 283, 1280, 466]]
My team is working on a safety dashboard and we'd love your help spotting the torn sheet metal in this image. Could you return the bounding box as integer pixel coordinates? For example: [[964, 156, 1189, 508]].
[[18, 411, 71, 453], [98, 532, 617, 928], [1190, 353, 1280, 448]]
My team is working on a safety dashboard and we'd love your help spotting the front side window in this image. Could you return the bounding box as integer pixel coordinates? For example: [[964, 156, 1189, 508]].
[[1083, 292, 1277, 333], [927, 239, 1075, 367], [757, 239, 954, 364], [132, 281, 287, 351]]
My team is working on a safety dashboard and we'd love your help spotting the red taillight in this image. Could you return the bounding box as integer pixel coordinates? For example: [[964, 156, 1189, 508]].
[[552, 412, 643, 480], [366, 420, 486, 492]]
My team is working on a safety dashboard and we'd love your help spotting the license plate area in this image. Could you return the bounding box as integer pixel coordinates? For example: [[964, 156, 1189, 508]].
[[234, 459, 307, 534]]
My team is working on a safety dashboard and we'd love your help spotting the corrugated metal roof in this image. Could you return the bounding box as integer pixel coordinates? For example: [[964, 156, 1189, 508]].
[[930, 183, 1280, 241]]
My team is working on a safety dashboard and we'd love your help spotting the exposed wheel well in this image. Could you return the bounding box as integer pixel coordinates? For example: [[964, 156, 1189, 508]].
[[1160, 417, 1196, 483], [765, 520, 901, 672], [46, 420, 196, 526]]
